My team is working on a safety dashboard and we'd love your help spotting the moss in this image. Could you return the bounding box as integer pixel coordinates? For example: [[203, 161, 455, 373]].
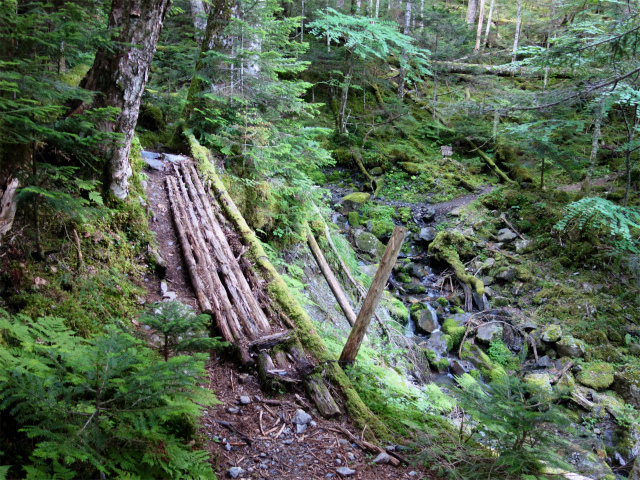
[[524, 373, 553, 397], [577, 363, 615, 390], [348, 211, 361, 227], [469, 369, 480, 380], [541, 324, 562, 342], [137, 103, 165, 131], [397, 273, 412, 283], [384, 296, 409, 324], [442, 318, 465, 350], [399, 162, 420, 175], [443, 334, 454, 352], [341, 192, 371, 205], [436, 297, 448, 307], [309, 170, 327, 185], [371, 219, 394, 239], [397, 207, 412, 224], [434, 358, 449, 371]]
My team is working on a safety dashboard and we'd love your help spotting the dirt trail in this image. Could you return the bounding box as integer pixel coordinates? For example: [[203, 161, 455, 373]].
[[141, 153, 433, 480]]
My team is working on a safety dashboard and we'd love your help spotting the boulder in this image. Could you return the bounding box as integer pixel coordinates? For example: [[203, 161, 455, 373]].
[[448, 206, 463, 217], [409, 263, 427, 278], [476, 323, 503, 345], [497, 228, 518, 242], [424, 331, 448, 359], [421, 208, 436, 223], [370, 166, 383, 176], [555, 335, 585, 358], [542, 325, 563, 343], [578, 363, 615, 391], [416, 307, 440, 335], [614, 365, 640, 408], [496, 267, 518, 282], [419, 227, 437, 243], [354, 230, 386, 258], [525, 373, 553, 397], [536, 356, 554, 368], [450, 359, 474, 376], [340, 192, 371, 212], [515, 239, 532, 253]]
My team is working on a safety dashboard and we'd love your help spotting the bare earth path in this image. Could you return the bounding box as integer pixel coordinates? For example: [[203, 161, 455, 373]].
[[141, 152, 433, 480]]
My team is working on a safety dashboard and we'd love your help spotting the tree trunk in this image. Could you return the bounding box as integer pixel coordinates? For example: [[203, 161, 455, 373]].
[[466, 0, 478, 25], [622, 105, 638, 207], [473, 0, 486, 53], [481, 0, 495, 54], [583, 94, 606, 191], [398, 1, 411, 97], [189, 0, 207, 36], [72, 0, 172, 200], [375, 0, 380, 18], [512, 0, 523, 63], [338, 52, 353, 134]]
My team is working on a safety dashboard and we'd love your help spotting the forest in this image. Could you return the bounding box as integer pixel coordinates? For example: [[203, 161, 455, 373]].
[[1, 0, 640, 478]]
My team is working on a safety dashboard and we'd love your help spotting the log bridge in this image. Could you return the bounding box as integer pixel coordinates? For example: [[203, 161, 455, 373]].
[[165, 162, 340, 417]]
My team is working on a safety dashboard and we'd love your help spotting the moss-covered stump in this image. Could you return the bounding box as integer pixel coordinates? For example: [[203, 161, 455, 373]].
[[184, 131, 389, 441], [577, 363, 615, 390], [429, 231, 484, 295], [614, 365, 640, 408]]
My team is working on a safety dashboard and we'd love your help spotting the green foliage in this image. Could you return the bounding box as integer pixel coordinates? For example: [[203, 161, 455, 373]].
[[554, 197, 640, 254], [487, 340, 518, 369], [0, 310, 217, 479], [139, 301, 228, 361]]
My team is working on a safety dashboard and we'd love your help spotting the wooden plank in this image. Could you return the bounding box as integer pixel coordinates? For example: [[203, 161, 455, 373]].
[[339, 226, 407, 365]]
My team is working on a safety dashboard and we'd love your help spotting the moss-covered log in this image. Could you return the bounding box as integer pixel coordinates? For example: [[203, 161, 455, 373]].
[[184, 131, 389, 440], [429, 231, 485, 296], [465, 139, 516, 185]]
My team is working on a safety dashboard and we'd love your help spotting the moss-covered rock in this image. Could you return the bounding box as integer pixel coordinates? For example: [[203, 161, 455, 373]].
[[353, 230, 386, 259], [340, 192, 371, 212], [578, 363, 615, 390], [348, 211, 361, 227], [555, 335, 585, 358], [542, 324, 563, 343], [613, 365, 640, 408], [399, 162, 420, 175], [525, 373, 553, 397], [370, 166, 383, 176], [384, 296, 409, 325], [441, 318, 465, 350]]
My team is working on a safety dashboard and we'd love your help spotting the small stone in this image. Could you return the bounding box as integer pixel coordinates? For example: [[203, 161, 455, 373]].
[[336, 466, 356, 477], [228, 407, 240, 414], [239, 395, 251, 405], [224, 443, 231, 451], [476, 323, 503, 345], [593, 428, 601, 435], [228, 467, 244, 478], [253, 395, 261, 402], [347, 453, 355, 461], [296, 423, 308, 434], [160, 281, 168, 295], [292, 409, 312, 425], [448, 206, 463, 217], [541, 325, 562, 343], [422, 208, 436, 222], [515, 239, 532, 253], [497, 228, 518, 242], [162, 291, 177, 301], [237, 374, 250, 384], [310, 421, 317, 427], [336, 458, 342, 465], [536, 356, 554, 369], [373, 452, 391, 464], [496, 268, 518, 282], [409, 472, 418, 477], [419, 227, 437, 243]]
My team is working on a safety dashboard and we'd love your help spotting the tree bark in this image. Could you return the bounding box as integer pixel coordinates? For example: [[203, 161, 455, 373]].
[[398, 1, 411, 97], [481, 0, 495, 54], [473, 0, 486, 53], [466, 0, 478, 25], [72, 0, 172, 200], [583, 94, 606, 191], [0, 176, 19, 242], [339, 226, 407, 365], [512, 0, 523, 63], [338, 52, 353, 134], [189, 0, 207, 37]]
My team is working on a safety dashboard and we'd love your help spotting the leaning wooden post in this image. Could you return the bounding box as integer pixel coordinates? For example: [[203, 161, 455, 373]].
[[307, 225, 357, 326], [339, 226, 407, 366]]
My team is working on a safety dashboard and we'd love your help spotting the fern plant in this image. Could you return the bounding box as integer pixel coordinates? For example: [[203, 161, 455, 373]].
[[554, 197, 640, 254], [0, 310, 218, 479]]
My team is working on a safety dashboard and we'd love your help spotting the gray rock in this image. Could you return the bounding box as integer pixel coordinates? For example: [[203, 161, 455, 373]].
[[515, 239, 532, 253], [228, 467, 245, 478], [473, 292, 488, 311], [239, 395, 251, 405], [162, 291, 177, 301], [292, 409, 312, 425], [555, 335, 585, 358], [228, 407, 240, 414], [483, 258, 495, 269], [484, 286, 494, 298], [448, 206, 463, 217], [497, 228, 518, 242], [347, 452, 355, 461], [476, 323, 503, 345], [416, 306, 439, 335], [450, 359, 473, 376], [372, 452, 391, 464], [419, 227, 437, 243], [360, 264, 378, 277], [163, 153, 189, 163], [630, 343, 640, 357], [424, 331, 448, 359], [541, 325, 562, 343], [296, 423, 308, 434], [630, 457, 640, 480], [496, 268, 517, 282], [536, 356, 554, 368], [354, 230, 386, 258], [160, 281, 168, 295], [336, 467, 356, 477], [141, 151, 164, 171], [422, 208, 436, 222], [482, 276, 494, 286], [409, 263, 427, 278]]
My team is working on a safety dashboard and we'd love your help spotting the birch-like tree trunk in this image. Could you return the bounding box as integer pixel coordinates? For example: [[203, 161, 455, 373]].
[[73, 0, 172, 200], [375, 0, 380, 18], [583, 94, 606, 191], [543, 0, 555, 90], [189, 0, 207, 35], [466, 0, 478, 25], [398, 1, 411, 97], [481, 0, 495, 53], [474, 0, 486, 53], [338, 52, 353, 133], [512, 0, 523, 63]]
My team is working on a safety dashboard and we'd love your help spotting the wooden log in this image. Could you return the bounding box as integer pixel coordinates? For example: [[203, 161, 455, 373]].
[[0, 177, 19, 240], [339, 226, 407, 365], [165, 177, 212, 312], [307, 227, 357, 327], [248, 331, 293, 351], [305, 373, 341, 417], [551, 361, 574, 385], [182, 164, 271, 334]]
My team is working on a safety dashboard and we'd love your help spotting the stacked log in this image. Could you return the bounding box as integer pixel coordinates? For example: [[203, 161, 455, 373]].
[[166, 162, 340, 417]]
